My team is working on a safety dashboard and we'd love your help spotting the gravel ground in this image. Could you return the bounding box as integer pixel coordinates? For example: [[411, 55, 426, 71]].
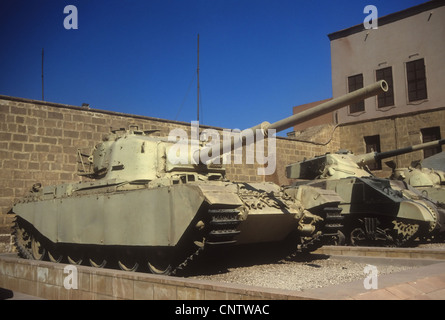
[[187, 242, 445, 291], [417, 242, 445, 249], [189, 254, 414, 291]]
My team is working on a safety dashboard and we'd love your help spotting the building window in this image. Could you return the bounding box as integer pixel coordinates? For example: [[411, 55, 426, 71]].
[[376, 67, 394, 108], [406, 58, 428, 102], [421, 127, 442, 159], [348, 74, 364, 113], [364, 135, 382, 170]]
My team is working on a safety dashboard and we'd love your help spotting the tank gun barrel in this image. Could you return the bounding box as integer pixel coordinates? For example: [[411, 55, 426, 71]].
[[256, 80, 388, 134], [194, 80, 388, 163], [357, 139, 445, 166]]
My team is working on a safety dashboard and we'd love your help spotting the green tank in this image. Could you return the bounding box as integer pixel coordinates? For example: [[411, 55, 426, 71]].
[[285, 139, 445, 247], [12, 81, 388, 274]]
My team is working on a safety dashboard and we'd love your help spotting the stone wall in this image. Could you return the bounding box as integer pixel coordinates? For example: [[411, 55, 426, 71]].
[[339, 108, 445, 177], [0, 95, 340, 252], [0, 253, 314, 300]]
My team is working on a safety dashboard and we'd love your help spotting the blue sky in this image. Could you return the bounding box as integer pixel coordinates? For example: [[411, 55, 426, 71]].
[[0, 0, 427, 135]]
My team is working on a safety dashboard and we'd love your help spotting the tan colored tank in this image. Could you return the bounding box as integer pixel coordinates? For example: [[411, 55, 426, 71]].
[[386, 146, 445, 203], [12, 81, 387, 274], [286, 139, 445, 246]]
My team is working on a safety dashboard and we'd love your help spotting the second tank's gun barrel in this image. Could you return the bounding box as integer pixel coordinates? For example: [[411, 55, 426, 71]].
[[254, 80, 388, 134], [194, 80, 388, 163], [357, 139, 445, 166]]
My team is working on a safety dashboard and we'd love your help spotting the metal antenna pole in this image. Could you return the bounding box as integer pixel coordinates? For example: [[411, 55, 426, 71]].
[[41, 48, 44, 101], [197, 34, 200, 122]]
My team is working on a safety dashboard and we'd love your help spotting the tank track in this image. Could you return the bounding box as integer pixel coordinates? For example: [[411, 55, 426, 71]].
[[171, 244, 204, 275], [323, 207, 345, 243], [12, 218, 34, 260], [12, 205, 349, 275], [11, 206, 243, 276], [346, 216, 426, 247], [171, 207, 242, 275], [298, 206, 345, 252], [205, 208, 241, 245]]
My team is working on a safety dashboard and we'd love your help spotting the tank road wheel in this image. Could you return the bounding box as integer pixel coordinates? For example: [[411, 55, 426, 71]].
[[331, 230, 346, 246], [147, 248, 174, 275], [48, 249, 63, 263], [68, 256, 83, 265], [147, 262, 172, 275], [30, 236, 46, 261], [88, 247, 107, 268], [67, 247, 84, 265], [350, 228, 366, 246], [118, 260, 139, 272], [117, 248, 139, 272], [89, 257, 107, 268]]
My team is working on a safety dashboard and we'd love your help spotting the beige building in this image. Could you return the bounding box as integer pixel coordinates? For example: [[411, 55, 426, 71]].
[[293, 0, 445, 175], [330, 1, 445, 124]]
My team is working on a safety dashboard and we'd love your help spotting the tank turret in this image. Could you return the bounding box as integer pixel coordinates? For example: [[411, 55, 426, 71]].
[[392, 165, 445, 202], [286, 139, 445, 246], [286, 139, 445, 180], [12, 81, 387, 274], [74, 80, 388, 184], [387, 147, 445, 203]]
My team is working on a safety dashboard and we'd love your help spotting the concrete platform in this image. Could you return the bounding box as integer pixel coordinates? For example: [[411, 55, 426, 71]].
[[315, 245, 445, 260], [307, 246, 445, 300], [1, 250, 445, 300], [303, 259, 445, 300]]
